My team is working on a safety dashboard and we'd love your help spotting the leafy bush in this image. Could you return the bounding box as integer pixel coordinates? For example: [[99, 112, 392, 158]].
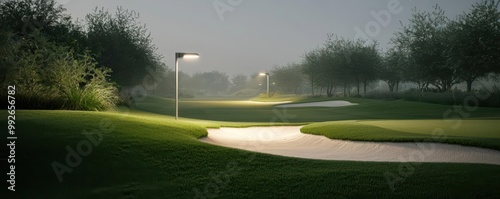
[[1, 35, 118, 110], [63, 81, 118, 110]]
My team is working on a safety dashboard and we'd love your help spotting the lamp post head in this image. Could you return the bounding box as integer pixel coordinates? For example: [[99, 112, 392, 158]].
[[259, 72, 269, 76], [176, 52, 199, 59]]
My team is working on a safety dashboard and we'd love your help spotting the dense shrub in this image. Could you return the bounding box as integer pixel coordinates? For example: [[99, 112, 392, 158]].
[[0, 35, 119, 110]]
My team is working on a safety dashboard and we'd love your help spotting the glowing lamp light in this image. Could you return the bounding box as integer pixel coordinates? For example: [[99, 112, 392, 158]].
[[181, 54, 200, 59]]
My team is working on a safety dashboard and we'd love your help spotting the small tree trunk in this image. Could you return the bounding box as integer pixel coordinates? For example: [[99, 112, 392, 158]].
[[343, 81, 347, 97], [330, 82, 334, 97], [363, 81, 367, 95], [466, 79, 473, 92], [326, 83, 333, 97], [311, 80, 315, 96], [356, 79, 360, 96], [388, 83, 394, 93]]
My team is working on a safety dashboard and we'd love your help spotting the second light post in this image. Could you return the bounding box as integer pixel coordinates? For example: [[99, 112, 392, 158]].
[[259, 72, 270, 97], [175, 52, 199, 120]]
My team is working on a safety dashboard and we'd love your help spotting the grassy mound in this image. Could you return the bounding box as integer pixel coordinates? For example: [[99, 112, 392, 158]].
[[301, 120, 500, 150]]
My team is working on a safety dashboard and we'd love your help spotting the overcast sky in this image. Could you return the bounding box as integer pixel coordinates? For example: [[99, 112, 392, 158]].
[[57, 0, 484, 76]]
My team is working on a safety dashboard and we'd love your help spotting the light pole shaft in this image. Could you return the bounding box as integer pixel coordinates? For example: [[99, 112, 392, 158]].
[[175, 57, 179, 120], [266, 75, 270, 97], [174, 52, 199, 120]]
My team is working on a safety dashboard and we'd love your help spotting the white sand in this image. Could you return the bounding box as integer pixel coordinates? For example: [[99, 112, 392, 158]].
[[247, 101, 292, 105], [201, 126, 500, 165], [275, 100, 358, 108]]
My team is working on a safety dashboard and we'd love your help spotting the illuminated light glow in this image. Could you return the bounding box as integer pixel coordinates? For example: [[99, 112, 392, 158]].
[[182, 54, 199, 59]]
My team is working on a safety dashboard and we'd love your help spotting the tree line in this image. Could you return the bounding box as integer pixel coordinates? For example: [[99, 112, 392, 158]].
[[299, 1, 500, 96]]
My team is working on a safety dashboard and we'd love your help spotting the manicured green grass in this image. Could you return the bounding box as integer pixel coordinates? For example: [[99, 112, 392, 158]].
[[114, 106, 306, 128], [301, 120, 500, 150], [364, 90, 500, 107], [7, 110, 500, 198], [133, 96, 500, 122], [249, 95, 305, 102]]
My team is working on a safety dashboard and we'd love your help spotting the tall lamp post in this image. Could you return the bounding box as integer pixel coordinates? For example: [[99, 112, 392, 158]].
[[259, 72, 270, 97], [175, 52, 199, 120]]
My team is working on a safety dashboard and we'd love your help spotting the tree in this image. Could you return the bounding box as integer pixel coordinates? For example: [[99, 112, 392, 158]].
[[85, 7, 163, 87], [302, 49, 321, 96], [142, 63, 171, 97], [396, 5, 459, 91], [448, 0, 500, 92], [0, 31, 16, 84], [0, 0, 85, 52], [270, 63, 304, 94], [230, 74, 248, 92], [380, 47, 406, 93], [321, 35, 381, 96], [189, 71, 230, 94], [348, 41, 381, 95], [0, 0, 66, 36], [303, 48, 338, 96], [321, 35, 353, 97], [302, 35, 378, 97]]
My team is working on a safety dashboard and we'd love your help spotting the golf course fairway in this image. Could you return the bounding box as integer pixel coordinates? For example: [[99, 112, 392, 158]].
[[7, 101, 500, 198]]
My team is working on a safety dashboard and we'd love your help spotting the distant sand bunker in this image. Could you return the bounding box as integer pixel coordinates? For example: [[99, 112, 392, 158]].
[[201, 126, 500, 165], [246, 101, 292, 105], [275, 100, 358, 108]]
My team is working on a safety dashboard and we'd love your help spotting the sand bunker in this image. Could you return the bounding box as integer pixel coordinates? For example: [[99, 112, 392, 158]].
[[201, 126, 500, 165], [275, 100, 358, 108], [247, 101, 292, 105]]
